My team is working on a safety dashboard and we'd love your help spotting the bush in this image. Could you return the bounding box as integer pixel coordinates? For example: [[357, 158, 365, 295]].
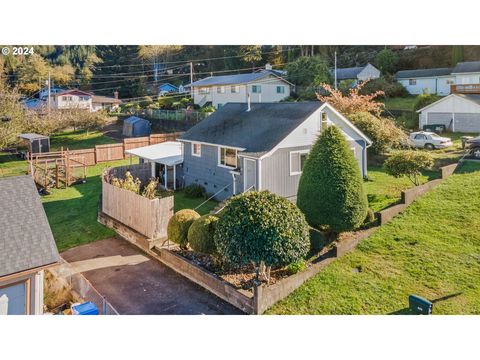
[[285, 259, 306, 275], [361, 208, 377, 229], [167, 209, 200, 249], [187, 215, 219, 254], [413, 94, 439, 112], [384, 150, 434, 186], [348, 112, 408, 154], [184, 184, 206, 198], [214, 191, 310, 281], [297, 126, 368, 233], [360, 76, 409, 98]]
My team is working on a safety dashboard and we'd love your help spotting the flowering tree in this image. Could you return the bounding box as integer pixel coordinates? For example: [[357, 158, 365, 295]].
[[317, 81, 385, 117]]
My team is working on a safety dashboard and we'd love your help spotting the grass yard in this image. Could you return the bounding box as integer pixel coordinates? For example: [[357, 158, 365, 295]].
[[0, 152, 28, 178], [50, 129, 118, 151], [383, 96, 417, 111], [267, 162, 480, 315], [174, 190, 218, 215], [365, 166, 439, 212]]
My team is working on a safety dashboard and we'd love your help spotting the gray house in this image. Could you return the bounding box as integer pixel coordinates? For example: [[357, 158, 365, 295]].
[[330, 63, 381, 87], [178, 102, 371, 201], [0, 176, 60, 315]]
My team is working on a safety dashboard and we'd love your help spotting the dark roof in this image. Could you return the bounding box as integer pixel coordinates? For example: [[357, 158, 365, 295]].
[[395, 68, 452, 79], [330, 66, 366, 80], [18, 133, 49, 140], [0, 176, 59, 277], [179, 102, 323, 153], [124, 115, 149, 124], [189, 70, 288, 87], [455, 93, 480, 106], [452, 61, 480, 74]]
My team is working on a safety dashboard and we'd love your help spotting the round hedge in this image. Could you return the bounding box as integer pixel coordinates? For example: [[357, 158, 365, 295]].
[[187, 215, 219, 254], [167, 209, 200, 248], [214, 191, 310, 267]]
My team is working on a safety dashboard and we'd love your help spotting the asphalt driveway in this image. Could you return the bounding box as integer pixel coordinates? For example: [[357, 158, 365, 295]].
[[61, 237, 243, 315]]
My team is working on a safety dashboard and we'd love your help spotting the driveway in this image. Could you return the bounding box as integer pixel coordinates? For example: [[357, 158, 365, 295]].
[[61, 237, 243, 315]]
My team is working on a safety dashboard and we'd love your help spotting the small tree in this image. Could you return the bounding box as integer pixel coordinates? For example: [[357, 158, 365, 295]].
[[297, 125, 368, 234], [214, 191, 310, 283], [384, 150, 434, 186], [286, 56, 330, 87], [413, 94, 439, 112], [374, 49, 399, 75]]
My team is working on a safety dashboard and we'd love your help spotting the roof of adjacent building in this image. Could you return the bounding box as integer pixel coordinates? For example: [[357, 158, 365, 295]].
[[18, 133, 49, 140], [0, 176, 59, 278], [395, 67, 453, 79], [189, 70, 291, 87], [158, 83, 179, 91], [452, 60, 480, 74], [330, 64, 377, 80], [179, 102, 323, 154], [123, 115, 150, 124], [416, 93, 480, 112], [125, 141, 183, 166], [55, 89, 93, 97], [456, 93, 480, 106]]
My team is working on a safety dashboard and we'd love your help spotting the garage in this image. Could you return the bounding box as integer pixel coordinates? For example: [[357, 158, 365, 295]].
[[418, 94, 480, 133]]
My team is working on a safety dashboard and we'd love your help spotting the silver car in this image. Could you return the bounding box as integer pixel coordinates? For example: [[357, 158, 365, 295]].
[[409, 131, 453, 150]]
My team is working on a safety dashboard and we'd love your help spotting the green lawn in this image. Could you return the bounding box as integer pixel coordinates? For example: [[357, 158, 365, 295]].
[[50, 130, 118, 151], [0, 152, 28, 178], [267, 162, 480, 315], [174, 190, 218, 215], [365, 166, 439, 212], [383, 96, 417, 111]]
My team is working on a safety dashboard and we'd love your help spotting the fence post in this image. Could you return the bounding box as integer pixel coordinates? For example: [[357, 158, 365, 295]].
[[103, 296, 107, 315]]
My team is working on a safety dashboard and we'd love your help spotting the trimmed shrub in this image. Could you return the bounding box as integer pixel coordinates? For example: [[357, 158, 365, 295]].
[[214, 191, 310, 279], [184, 184, 206, 198], [167, 209, 200, 248], [285, 259, 306, 275], [187, 215, 219, 254], [360, 76, 409, 98], [413, 93, 439, 112], [297, 125, 368, 233]]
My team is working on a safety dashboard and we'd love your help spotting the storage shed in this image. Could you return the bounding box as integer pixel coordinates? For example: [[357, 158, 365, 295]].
[[417, 94, 480, 133], [18, 133, 50, 154], [122, 116, 151, 137]]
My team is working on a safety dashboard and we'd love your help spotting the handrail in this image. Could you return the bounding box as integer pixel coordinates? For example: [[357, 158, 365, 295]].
[[194, 184, 230, 211], [213, 185, 256, 214]]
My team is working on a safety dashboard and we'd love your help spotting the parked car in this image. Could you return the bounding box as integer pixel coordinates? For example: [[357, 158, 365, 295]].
[[409, 131, 453, 150], [466, 136, 480, 158]]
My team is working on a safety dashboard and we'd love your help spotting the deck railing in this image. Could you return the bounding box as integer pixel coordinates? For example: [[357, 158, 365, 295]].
[[451, 84, 480, 94]]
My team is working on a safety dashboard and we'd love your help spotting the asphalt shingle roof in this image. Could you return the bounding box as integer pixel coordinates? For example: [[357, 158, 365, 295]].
[[330, 66, 366, 80], [189, 71, 277, 87], [455, 93, 480, 106], [179, 102, 323, 154], [395, 68, 453, 79], [452, 61, 480, 74], [0, 176, 59, 277]]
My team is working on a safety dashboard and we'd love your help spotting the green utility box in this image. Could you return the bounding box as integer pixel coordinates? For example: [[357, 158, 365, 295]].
[[409, 295, 432, 315]]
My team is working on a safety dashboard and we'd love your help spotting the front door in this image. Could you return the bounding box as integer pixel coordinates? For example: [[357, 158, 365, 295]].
[[244, 158, 256, 192]]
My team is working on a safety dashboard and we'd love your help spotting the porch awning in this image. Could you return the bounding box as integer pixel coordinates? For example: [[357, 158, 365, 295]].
[[125, 141, 183, 166]]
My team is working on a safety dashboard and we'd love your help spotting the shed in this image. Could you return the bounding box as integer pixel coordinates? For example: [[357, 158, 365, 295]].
[[18, 133, 50, 154], [122, 116, 151, 137], [417, 93, 480, 133]]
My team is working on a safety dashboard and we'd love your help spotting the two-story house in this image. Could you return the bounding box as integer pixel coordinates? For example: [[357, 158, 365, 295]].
[[188, 70, 292, 109], [53, 89, 121, 112]]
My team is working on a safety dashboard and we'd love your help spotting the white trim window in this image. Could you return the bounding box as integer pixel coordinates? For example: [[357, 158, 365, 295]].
[[289, 150, 309, 176], [252, 85, 261, 93], [231, 85, 240, 93], [218, 147, 237, 168], [217, 86, 225, 94], [199, 87, 210, 95], [276, 86, 285, 94], [192, 142, 201, 157], [409, 79, 417, 85]]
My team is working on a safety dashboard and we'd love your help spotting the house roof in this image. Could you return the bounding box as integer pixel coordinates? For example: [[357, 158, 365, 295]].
[[179, 102, 323, 153], [416, 93, 480, 112], [189, 70, 291, 87], [55, 89, 93, 97], [125, 141, 183, 166], [18, 133, 49, 141], [330, 66, 365, 80], [123, 115, 150, 125], [0, 176, 59, 278], [395, 67, 453, 79], [92, 95, 122, 104], [158, 83, 179, 91], [452, 61, 480, 74]]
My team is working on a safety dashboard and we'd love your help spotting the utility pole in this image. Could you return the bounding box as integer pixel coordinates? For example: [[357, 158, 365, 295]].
[[334, 51, 337, 90], [190, 62, 193, 97], [47, 71, 51, 113]]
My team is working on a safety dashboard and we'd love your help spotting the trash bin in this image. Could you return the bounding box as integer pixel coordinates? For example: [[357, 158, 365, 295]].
[[408, 295, 432, 315], [461, 136, 474, 149], [71, 301, 99, 315]]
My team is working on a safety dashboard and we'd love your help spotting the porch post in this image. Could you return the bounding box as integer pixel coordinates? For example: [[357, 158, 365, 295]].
[[150, 161, 155, 178], [164, 165, 168, 189], [173, 164, 176, 190]]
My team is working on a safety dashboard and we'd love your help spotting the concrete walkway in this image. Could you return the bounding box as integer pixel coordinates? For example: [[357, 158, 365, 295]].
[[61, 237, 243, 315]]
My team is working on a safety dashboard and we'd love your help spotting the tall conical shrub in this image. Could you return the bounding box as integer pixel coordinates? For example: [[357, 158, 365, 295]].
[[297, 125, 368, 233]]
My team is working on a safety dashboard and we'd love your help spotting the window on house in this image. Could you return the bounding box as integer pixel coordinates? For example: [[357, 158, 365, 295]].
[[409, 79, 417, 85], [192, 142, 201, 157], [446, 79, 454, 85], [351, 147, 356, 156], [199, 87, 210, 95], [219, 147, 237, 168], [217, 86, 225, 94], [320, 111, 328, 131], [290, 150, 309, 175], [276, 86, 285, 94], [231, 85, 239, 93], [252, 85, 261, 93]]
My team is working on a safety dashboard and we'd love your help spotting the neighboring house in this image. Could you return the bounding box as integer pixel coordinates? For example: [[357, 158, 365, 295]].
[[0, 176, 59, 315], [188, 70, 292, 109], [39, 86, 65, 100], [53, 89, 121, 112], [417, 93, 480, 133], [395, 68, 454, 95], [396, 60, 480, 96], [178, 102, 371, 201], [330, 63, 381, 86], [158, 83, 179, 96]]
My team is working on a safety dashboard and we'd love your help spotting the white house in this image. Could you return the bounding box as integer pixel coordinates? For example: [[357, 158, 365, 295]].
[[451, 60, 480, 85], [188, 70, 292, 109], [417, 93, 480, 133], [53, 89, 121, 112], [330, 63, 381, 87], [395, 68, 454, 96]]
